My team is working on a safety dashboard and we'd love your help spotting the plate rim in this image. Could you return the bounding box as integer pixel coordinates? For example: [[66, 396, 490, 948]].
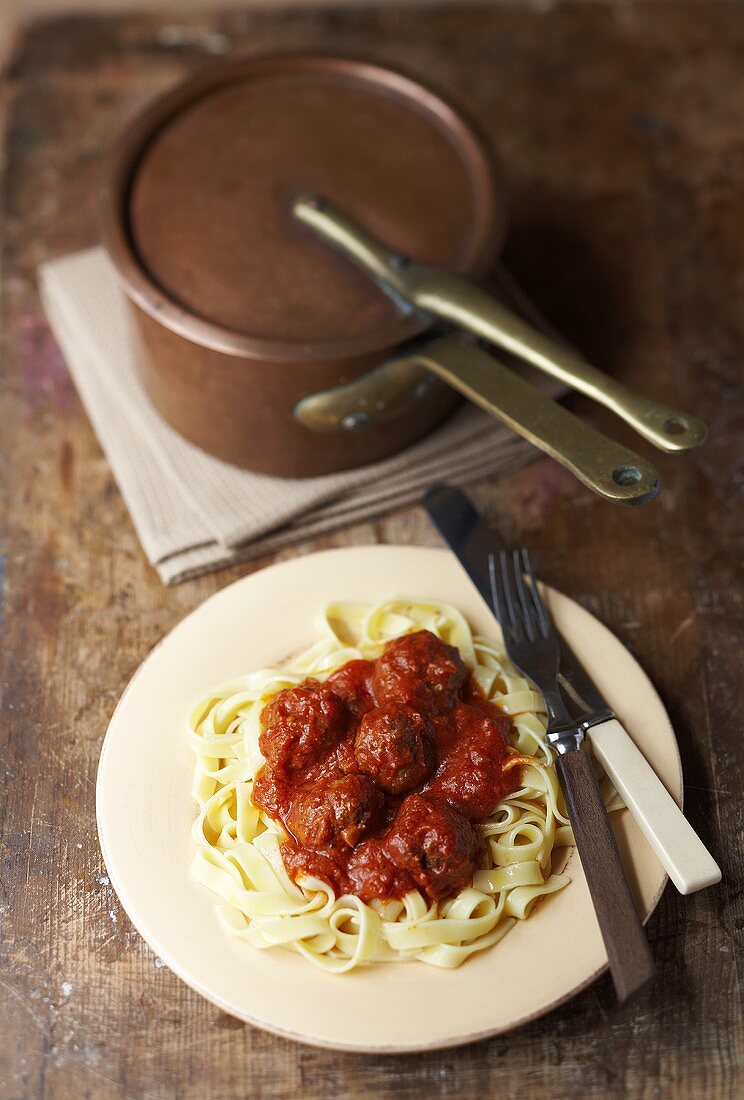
[[97, 545, 680, 1053]]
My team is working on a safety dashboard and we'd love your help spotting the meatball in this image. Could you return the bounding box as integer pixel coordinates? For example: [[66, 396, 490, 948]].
[[346, 838, 415, 903], [383, 793, 476, 902], [259, 681, 347, 772], [326, 660, 376, 717], [354, 705, 435, 795], [374, 630, 468, 715], [425, 700, 513, 819], [286, 774, 384, 849]]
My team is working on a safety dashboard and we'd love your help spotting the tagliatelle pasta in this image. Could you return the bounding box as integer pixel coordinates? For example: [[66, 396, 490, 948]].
[[188, 598, 622, 972]]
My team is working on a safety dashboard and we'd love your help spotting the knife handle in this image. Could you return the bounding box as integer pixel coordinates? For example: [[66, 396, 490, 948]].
[[556, 748, 655, 1002], [588, 718, 721, 894]]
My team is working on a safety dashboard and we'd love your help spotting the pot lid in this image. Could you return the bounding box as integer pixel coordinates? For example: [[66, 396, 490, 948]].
[[117, 57, 502, 358]]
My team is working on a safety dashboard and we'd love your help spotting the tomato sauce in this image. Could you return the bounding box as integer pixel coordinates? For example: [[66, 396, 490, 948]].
[[252, 630, 518, 904]]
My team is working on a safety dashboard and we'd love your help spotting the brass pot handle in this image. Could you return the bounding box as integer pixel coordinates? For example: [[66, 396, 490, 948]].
[[295, 345, 440, 432], [293, 196, 706, 453], [295, 333, 660, 505]]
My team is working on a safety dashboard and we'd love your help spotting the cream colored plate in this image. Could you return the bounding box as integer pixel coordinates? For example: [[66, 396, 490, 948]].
[[96, 547, 681, 1052]]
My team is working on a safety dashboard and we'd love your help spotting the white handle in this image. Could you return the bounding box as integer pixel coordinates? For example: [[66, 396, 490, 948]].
[[588, 718, 721, 895]]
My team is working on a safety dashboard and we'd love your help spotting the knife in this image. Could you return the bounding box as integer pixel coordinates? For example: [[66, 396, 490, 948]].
[[423, 485, 721, 895]]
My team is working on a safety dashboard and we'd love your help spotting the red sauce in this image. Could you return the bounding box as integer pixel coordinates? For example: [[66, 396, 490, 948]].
[[252, 630, 519, 904]]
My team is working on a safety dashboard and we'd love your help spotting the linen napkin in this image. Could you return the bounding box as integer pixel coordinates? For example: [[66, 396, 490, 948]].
[[39, 248, 554, 584]]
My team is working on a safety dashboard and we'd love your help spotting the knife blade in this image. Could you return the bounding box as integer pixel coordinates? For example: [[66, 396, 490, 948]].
[[423, 484, 721, 895], [423, 486, 601, 715]]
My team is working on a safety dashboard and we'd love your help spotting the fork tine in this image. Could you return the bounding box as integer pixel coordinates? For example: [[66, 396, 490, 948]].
[[512, 548, 537, 643], [522, 549, 552, 638], [499, 551, 520, 635], [487, 551, 509, 629]]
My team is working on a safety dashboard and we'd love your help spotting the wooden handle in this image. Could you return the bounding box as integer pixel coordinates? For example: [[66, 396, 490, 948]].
[[589, 718, 721, 895], [557, 748, 655, 1002]]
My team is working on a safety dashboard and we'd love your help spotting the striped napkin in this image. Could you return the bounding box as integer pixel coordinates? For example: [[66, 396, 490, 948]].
[[39, 248, 555, 584]]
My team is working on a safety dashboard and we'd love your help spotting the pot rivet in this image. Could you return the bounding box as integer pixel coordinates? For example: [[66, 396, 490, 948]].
[[342, 412, 372, 430]]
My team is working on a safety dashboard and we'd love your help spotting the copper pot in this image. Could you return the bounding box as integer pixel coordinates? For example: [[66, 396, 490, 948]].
[[100, 55, 504, 477]]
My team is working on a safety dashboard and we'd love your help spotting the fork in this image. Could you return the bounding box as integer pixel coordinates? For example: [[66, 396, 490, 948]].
[[488, 549, 655, 1003]]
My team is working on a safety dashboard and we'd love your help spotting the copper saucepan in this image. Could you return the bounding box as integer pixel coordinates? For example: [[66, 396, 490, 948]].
[[101, 55, 705, 499], [100, 55, 504, 478]]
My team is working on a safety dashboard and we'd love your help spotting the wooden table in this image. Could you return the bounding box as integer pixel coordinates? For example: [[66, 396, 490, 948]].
[[1, 3, 741, 1096]]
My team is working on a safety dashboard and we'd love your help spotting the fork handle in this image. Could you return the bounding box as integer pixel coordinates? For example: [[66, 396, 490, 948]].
[[557, 748, 655, 1002]]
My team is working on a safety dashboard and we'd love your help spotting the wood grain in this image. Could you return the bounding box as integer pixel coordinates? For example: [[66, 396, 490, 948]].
[[557, 749, 655, 1003], [0, 3, 742, 1098]]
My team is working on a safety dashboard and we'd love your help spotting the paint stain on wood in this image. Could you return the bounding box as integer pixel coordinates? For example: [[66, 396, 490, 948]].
[[505, 459, 581, 527], [59, 440, 74, 491], [18, 313, 74, 410]]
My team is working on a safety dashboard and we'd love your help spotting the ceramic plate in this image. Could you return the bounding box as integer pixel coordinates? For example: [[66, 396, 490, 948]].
[[97, 547, 681, 1052]]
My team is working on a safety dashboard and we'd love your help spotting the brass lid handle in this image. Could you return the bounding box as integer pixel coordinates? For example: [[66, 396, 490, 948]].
[[293, 196, 707, 454]]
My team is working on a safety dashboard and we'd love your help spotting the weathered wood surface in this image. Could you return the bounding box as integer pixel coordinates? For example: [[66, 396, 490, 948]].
[[0, 3, 741, 1097]]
